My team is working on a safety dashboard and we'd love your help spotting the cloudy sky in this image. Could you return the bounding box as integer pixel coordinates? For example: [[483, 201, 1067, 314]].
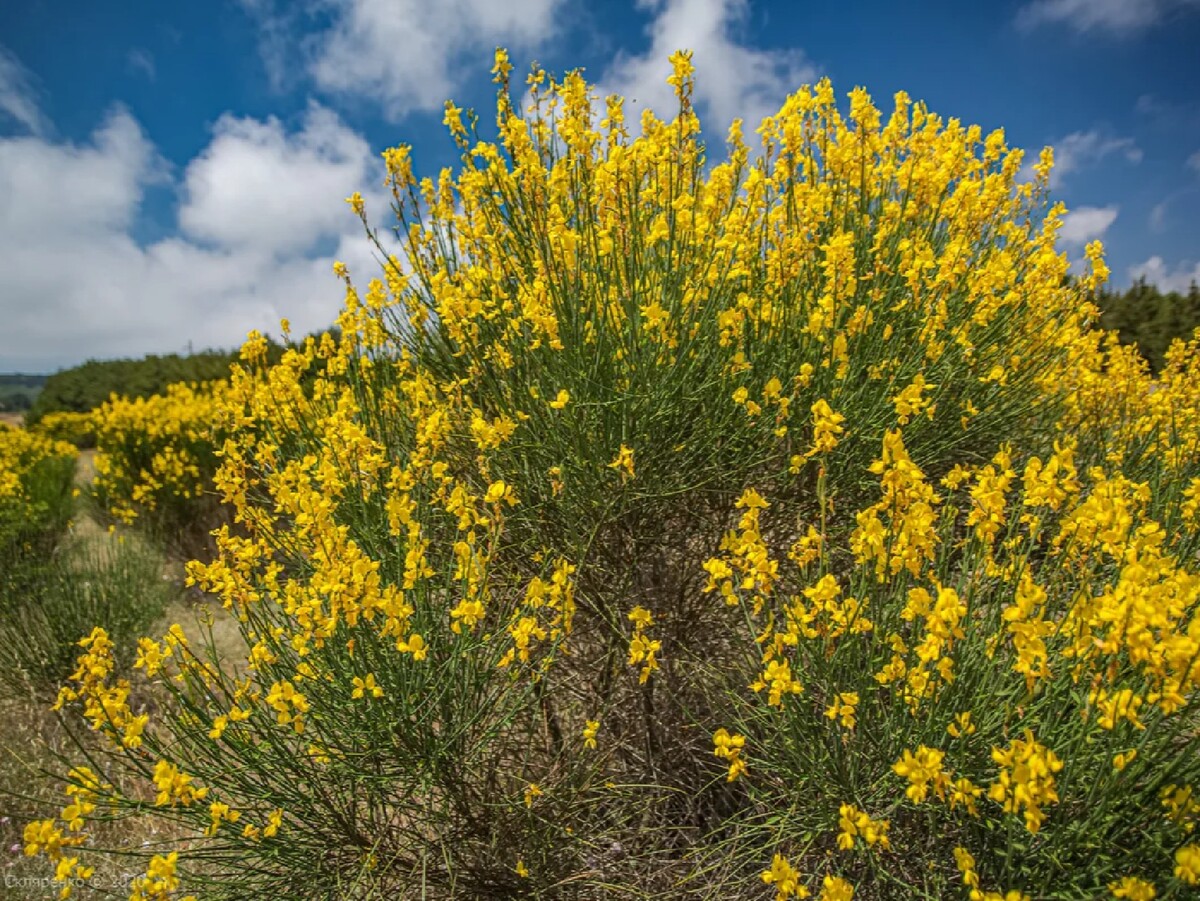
[[2, 0, 1199, 372]]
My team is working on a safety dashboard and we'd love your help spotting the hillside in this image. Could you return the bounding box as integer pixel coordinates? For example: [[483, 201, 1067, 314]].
[[0, 374, 46, 413]]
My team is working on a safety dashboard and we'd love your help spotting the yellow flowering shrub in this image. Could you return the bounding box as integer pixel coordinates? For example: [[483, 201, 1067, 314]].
[[29, 409, 98, 449], [1, 421, 172, 700], [26, 53, 1200, 899], [90, 380, 228, 554], [0, 421, 76, 568]]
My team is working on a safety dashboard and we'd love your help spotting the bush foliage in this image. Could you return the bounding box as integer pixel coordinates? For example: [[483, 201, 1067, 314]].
[[0, 422, 76, 583], [88, 381, 229, 558], [20, 54, 1200, 900]]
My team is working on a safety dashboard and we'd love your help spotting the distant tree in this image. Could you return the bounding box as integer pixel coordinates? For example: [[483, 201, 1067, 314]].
[[27, 350, 242, 422], [26, 337, 305, 422], [1096, 279, 1200, 374]]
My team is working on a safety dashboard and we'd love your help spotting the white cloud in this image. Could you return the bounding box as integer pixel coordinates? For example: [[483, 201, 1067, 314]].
[[0, 107, 168, 236], [126, 48, 156, 82], [1135, 93, 1161, 115], [0, 46, 48, 136], [0, 100, 399, 372], [1016, 0, 1200, 35], [242, 0, 562, 119], [237, 0, 299, 93], [1188, 149, 1200, 173], [1130, 256, 1200, 293], [1058, 205, 1118, 247], [180, 102, 373, 257], [601, 0, 816, 136], [1022, 129, 1142, 188]]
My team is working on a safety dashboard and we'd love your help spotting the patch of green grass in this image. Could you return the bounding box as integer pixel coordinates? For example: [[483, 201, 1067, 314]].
[[0, 534, 176, 701]]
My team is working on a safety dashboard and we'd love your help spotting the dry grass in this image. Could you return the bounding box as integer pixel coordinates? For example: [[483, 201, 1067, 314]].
[[0, 696, 192, 900]]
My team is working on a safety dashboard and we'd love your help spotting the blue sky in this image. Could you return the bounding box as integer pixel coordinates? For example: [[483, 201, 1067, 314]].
[[2, 0, 1199, 372]]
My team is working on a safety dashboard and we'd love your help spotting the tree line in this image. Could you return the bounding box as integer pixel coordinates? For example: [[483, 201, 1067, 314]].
[[25, 350, 245, 424], [0, 374, 47, 413], [1096, 278, 1200, 374]]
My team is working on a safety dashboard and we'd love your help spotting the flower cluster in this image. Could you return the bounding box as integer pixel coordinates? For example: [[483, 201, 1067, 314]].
[[713, 728, 748, 781], [987, 731, 1063, 834]]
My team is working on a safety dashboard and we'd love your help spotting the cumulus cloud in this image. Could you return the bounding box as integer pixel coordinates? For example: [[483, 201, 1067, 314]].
[[0, 46, 48, 136], [601, 0, 817, 135], [0, 107, 168, 237], [1022, 129, 1142, 188], [1016, 0, 1200, 35], [1130, 256, 1200, 293], [1058, 205, 1118, 247], [0, 99, 397, 372], [241, 0, 561, 119], [180, 102, 373, 257]]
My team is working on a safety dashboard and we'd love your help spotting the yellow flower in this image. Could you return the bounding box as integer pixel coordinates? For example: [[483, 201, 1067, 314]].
[[628, 606, 654, 629], [1108, 876, 1155, 900], [398, 632, 427, 660], [713, 728, 748, 781], [207, 801, 241, 836], [988, 731, 1063, 834], [451, 598, 486, 633], [524, 783, 543, 808], [666, 49, 694, 97], [261, 808, 284, 838], [947, 711, 976, 738], [608, 444, 635, 482], [953, 847, 980, 889], [824, 692, 859, 730], [761, 853, 809, 899], [892, 374, 935, 425], [818, 875, 854, 901], [484, 479, 517, 506], [806, 399, 845, 459], [836, 803, 890, 851], [351, 673, 384, 699], [583, 719, 600, 749], [549, 389, 570, 409], [491, 48, 512, 83], [1175, 844, 1200, 885], [892, 746, 948, 803], [443, 100, 465, 135], [23, 819, 66, 859]]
